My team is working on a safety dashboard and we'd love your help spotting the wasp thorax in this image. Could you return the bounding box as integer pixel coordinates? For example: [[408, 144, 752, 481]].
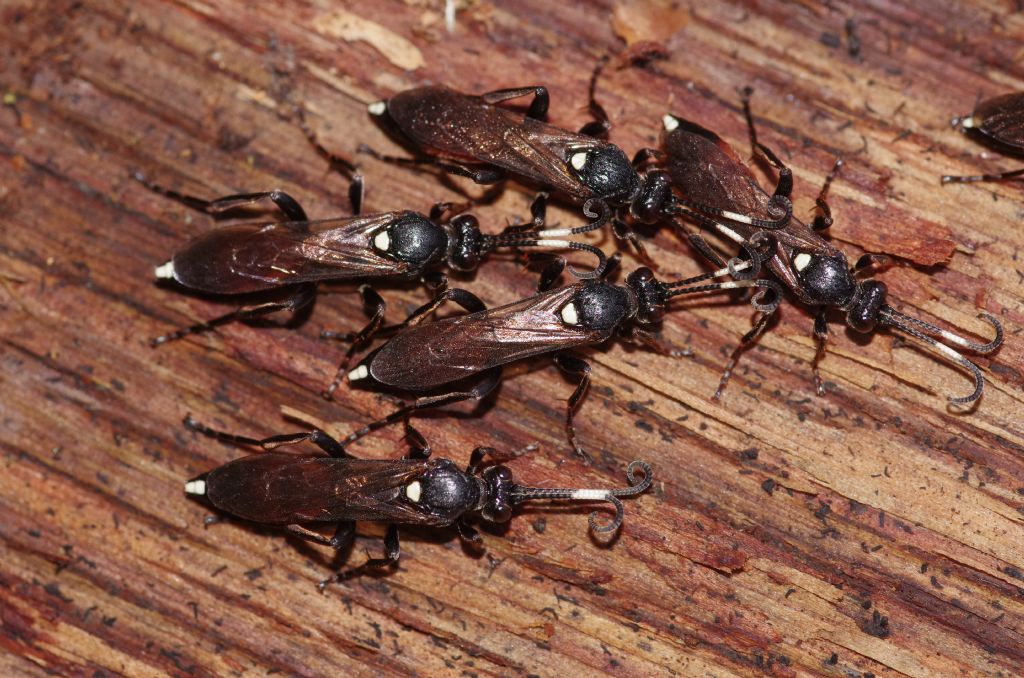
[[418, 460, 481, 522], [569, 280, 637, 332], [846, 280, 888, 333], [571, 145, 640, 203], [446, 214, 484, 271], [383, 213, 449, 268], [480, 466, 513, 523], [792, 252, 856, 306]]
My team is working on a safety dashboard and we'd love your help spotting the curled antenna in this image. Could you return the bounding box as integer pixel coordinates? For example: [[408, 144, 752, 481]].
[[510, 460, 652, 533], [482, 199, 611, 279], [659, 267, 783, 315], [879, 306, 1003, 405]]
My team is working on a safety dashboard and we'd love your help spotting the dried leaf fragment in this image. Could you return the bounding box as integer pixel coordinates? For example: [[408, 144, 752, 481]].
[[313, 10, 425, 71]]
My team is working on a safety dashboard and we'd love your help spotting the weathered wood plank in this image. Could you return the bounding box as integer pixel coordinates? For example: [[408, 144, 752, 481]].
[[1, 0, 1022, 676]]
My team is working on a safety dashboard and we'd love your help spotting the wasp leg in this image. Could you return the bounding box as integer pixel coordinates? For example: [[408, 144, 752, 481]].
[[941, 166, 1024, 184], [552, 353, 593, 463], [811, 307, 830, 396], [286, 521, 356, 549], [481, 86, 549, 121], [739, 87, 794, 202], [713, 311, 775, 401], [812, 158, 842, 231], [319, 524, 401, 590], [135, 173, 310, 223], [322, 285, 388, 400], [358, 144, 506, 185], [183, 414, 351, 458], [580, 55, 611, 139], [342, 369, 503, 448], [151, 283, 316, 347]]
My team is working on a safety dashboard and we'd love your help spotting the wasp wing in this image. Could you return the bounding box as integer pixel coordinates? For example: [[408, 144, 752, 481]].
[[386, 86, 601, 199], [203, 454, 455, 525], [662, 116, 777, 225], [368, 284, 607, 390], [170, 212, 415, 294], [971, 92, 1024, 149]]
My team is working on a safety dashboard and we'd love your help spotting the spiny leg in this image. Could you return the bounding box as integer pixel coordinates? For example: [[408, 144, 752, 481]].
[[673, 221, 728, 268], [552, 353, 593, 462], [739, 87, 794, 205], [611, 218, 656, 269], [357, 144, 505, 184], [811, 308, 829, 396], [404, 421, 432, 460], [319, 524, 401, 590], [135, 172, 310, 222], [322, 285, 388, 400], [812, 158, 843, 231], [286, 521, 356, 549], [941, 166, 1024, 184], [151, 283, 316, 347], [402, 286, 487, 329], [626, 327, 693, 358], [183, 414, 350, 458], [580, 55, 611, 139], [480, 86, 549, 121], [456, 520, 483, 548], [713, 311, 775, 401], [343, 368, 503, 448]]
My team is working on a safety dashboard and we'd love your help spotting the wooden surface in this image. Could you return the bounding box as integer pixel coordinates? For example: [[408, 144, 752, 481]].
[[2, 1, 1023, 676]]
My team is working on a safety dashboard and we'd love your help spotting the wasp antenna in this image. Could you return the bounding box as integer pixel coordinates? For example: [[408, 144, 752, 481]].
[[662, 277, 783, 314], [485, 233, 608, 280], [880, 307, 1002, 405], [509, 460, 652, 533]]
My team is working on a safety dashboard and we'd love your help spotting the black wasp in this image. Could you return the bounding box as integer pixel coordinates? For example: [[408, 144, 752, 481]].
[[183, 415, 652, 589], [341, 253, 780, 459], [359, 81, 681, 261], [587, 59, 1003, 405], [137, 172, 606, 398], [655, 90, 1002, 405], [942, 92, 1024, 185]]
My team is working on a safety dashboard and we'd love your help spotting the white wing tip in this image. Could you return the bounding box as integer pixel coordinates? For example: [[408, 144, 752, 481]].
[[184, 479, 206, 496], [155, 261, 175, 280]]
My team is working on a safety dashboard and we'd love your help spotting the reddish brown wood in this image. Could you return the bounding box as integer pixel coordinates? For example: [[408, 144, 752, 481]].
[[1, 1, 1023, 676]]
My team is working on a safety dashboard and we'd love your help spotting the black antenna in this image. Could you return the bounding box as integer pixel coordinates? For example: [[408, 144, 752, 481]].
[[510, 460, 652, 533], [481, 198, 611, 279]]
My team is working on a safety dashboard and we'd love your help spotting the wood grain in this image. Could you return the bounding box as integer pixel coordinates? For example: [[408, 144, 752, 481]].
[[2, 1, 1023, 676]]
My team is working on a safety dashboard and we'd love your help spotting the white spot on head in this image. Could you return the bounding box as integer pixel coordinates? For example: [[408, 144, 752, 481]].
[[155, 261, 175, 280], [373, 230, 391, 252], [662, 115, 680, 132], [184, 479, 206, 496], [960, 116, 975, 129], [561, 302, 579, 326], [406, 480, 422, 503], [348, 364, 369, 381], [570, 151, 588, 171], [793, 252, 813, 272], [368, 101, 387, 116]]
